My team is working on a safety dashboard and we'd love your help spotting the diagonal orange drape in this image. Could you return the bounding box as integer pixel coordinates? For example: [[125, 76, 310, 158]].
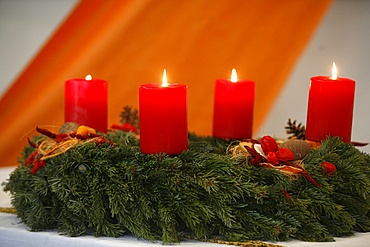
[[0, 0, 332, 167]]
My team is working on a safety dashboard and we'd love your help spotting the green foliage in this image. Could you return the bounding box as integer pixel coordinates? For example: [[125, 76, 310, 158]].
[[3, 133, 370, 244]]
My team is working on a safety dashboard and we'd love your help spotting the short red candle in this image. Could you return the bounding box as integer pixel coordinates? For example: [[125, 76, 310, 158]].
[[139, 71, 188, 154], [213, 69, 255, 139], [306, 64, 355, 142], [65, 75, 108, 132]]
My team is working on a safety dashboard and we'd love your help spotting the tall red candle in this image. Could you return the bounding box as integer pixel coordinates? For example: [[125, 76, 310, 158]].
[[213, 69, 255, 139], [65, 75, 108, 132], [306, 63, 355, 142], [139, 70, 188, 155]]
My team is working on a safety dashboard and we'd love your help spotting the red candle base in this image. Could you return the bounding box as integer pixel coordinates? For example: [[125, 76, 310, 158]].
[[65, 79, 108, 133], [213, 79, 255, 139], [306, 76, 355, 143], [139, 83, 188, 155]]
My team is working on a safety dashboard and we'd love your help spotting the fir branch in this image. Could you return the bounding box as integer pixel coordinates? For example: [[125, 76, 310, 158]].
[[2, 132, 370, 244]]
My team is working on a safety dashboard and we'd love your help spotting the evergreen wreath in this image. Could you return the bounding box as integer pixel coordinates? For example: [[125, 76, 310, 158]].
[[2, 115, 370, 245]]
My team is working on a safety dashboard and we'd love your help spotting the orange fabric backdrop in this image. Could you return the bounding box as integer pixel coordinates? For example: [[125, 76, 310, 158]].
[[0, 0, 332, 167]]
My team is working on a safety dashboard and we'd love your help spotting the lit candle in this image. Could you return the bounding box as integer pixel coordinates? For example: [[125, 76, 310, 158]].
[[139, 69, 188, 154], [65, 75, 108, 132], [306, 62, 355, 142], [213, 69, 255, 139]]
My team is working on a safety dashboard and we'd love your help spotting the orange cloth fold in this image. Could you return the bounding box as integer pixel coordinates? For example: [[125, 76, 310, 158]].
[[0, 0, 332, 167]]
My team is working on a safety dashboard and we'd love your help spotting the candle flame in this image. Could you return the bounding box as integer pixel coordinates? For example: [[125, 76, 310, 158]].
[[162, 69, 168, 87], [231, 68, 238, 83], [331, 62, 337, 80], [85, 74, 92, 81]]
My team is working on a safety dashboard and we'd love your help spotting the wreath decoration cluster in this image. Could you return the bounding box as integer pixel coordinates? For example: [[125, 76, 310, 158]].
[[2, 110, 370, 245]]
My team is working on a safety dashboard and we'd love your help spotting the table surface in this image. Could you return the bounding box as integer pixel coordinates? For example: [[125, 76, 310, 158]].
[[1, 166, 370, 247]]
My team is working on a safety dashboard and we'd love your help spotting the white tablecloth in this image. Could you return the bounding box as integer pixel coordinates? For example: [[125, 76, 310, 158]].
[[1, 167, 370, 247]]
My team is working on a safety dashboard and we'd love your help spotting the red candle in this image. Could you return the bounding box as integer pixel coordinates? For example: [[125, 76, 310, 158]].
[[213, 69, 255, 139], [306, 63, 355, 142], [139, 69, 188, 155], [65, 75, 108, 132]]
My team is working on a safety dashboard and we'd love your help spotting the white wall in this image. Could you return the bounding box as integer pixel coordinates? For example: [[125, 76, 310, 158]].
[[1, 0, 370, 153], [258, 0, 370, 154], [0, 0, 78, 95]]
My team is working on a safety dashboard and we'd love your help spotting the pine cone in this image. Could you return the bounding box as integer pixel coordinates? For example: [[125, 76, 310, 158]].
[[119, 106, 140, 130], [285, 119, 306, 140]]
